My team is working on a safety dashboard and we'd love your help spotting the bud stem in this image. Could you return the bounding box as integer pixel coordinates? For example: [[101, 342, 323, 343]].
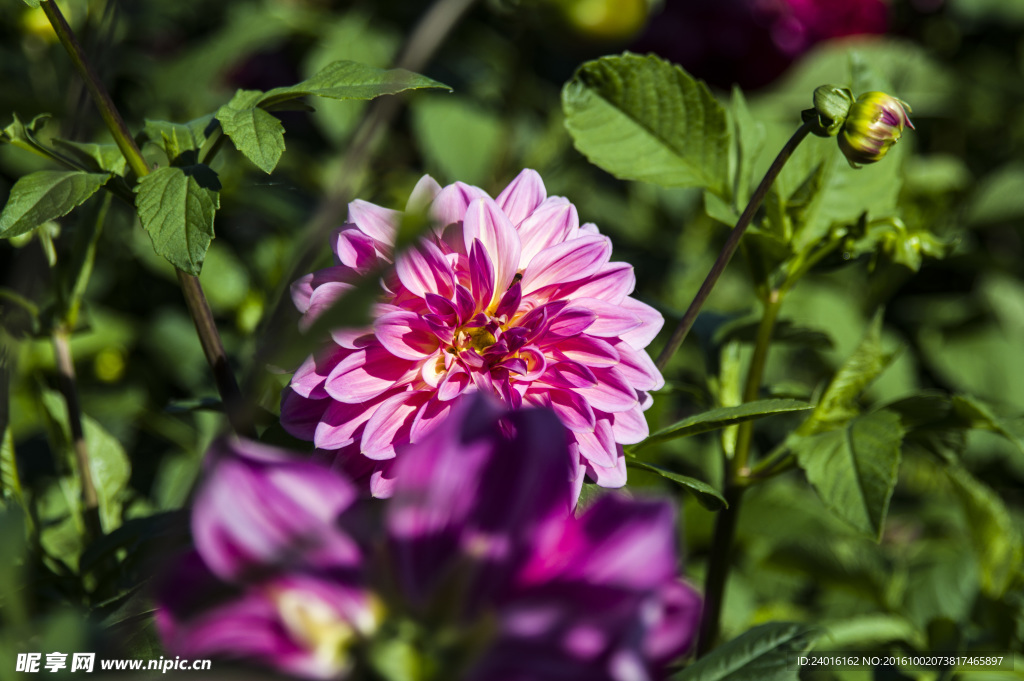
[[656, 121, 812, 370]]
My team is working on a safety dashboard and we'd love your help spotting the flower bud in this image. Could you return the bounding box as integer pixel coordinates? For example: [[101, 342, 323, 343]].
[[804, 85, 854, 137], [838, 91, 914, 167]]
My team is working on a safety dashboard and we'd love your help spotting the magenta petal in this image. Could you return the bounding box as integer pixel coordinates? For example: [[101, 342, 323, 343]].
[[335, 228, 382, 270], [579, 367, 638, 413], [618, 297, 665, 349], [289, 347, 344, 400], [325, 345, 417, 404], [348, 199, 398, 247], [410, 394, 457, 443], [548, 335, 620, 368], [468, 239, 497, 308], [645, 580, 702, 666], [463, 197, 522, 298], [609, 406, 649, 445], [279, 390, 328, 441], [291, 273, 314, 313], [370, 459, 400, 498], [300, 281, 354, 331], [192, 438, 359, 581], [495, 168, 547, 227], [573, 419, 617, 469], [314, 396, 385, 450], [548, 389, 597, 433], [614, 342, 665, 392], [396, 238, 455, 300], [520, 235, 612, 296], [543, 361, 599, 389], [360, 391, 432, 458], [546, 307, 597, 337], [586, 451, 627, 487], [431, 181, 489, 229], [518, 197, 579, 268], [567, 298, 642, 338], [555, 262, 636, 305], [375, 311, 441, 361]]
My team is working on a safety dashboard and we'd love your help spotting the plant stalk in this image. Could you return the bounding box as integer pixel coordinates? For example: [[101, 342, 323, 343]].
[[52, 327, 103, 542], [41, 0, 249, 435], [656, 121, 812, 370]]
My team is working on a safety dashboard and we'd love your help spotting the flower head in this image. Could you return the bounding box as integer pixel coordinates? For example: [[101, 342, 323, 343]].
[[282, 170, 664, 499], [838, 91, 914, 167], [157, 397, 701, 680]]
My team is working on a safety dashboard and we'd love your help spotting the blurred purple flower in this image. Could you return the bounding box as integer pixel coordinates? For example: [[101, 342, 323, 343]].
[[281, 169, 664, 499], [157, 396, 700, 680]]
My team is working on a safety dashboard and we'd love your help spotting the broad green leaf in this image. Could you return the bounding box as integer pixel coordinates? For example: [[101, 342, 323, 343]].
[[951, 394, 1024, 454], [671, 622, 820, 681], [966, 163, 1024, 226], [135, 165, 220, 275], [1, 112, 50, 144], [730, 85, 766, 208], [258, 60, 450, 110], [885, 391, 969, 462], [562, 53, 730, 196], [791, 409, 904, 539], [216, 90, 285, 173], [21, 0, 41, 7], [799, 312, 897, 434], [0, 170, 110, 239], [823, 615, 925, 649], [143, 115, 216, 162], [626, 460, 727, 510], [82, 415, 130, 530], [946, 465, 1024, 598], [638, 399, 813, 449], [51, 138, 127, 175]]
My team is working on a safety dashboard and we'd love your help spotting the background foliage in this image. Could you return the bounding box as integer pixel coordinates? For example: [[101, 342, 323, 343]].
[[1, 0, 1023, 678]]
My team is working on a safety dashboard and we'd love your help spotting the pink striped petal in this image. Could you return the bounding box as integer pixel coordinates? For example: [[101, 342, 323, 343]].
[[608, 405, 649, 445], [406, 175, 442, 212], [329, 329, 374, 349], [554, 262, 636, 305], [495, 168, 546, 227], [431, 182, 488, 228], [361, 391, 432, 458], [334, 228, 382, 269], [325, 345, 418, 404], [542, 361, 598, 389], [314, 395, 386, 450], [520, 235, 612, 296], [546, 307, 597, 337], [586, 447, 627, 487], [517, 197, 579, 267], [567, 298, 642, 338], [395, 239, 455, 300], [614, 342, 665, 392], [574, 419, 617, 469], [290, 273, 314, 313], [279, 389, 327, 440], [548, 335, 620, 368], [410, 395, 457, 443], [375, 311, 441, 361], [370, 459, 399, 498], [468, 240, 496, 308], [618, 296, 665, 349], [578, 367, 638, 413], [518, 345, 547, 380], [300, 281, 354, 331], [463, 197, 522, 297], [290, 345, 350, 399], [437, 365, 472, 401], [348, 199, 398, 247], [547, 389, 596, 433]]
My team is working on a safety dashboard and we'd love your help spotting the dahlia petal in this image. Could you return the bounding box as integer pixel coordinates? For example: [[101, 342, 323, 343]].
[[335, 228, 382, 270], [546, 307, 597, 337], [614, 343, 665, 392], [406, 174, 442, 212], [573, 419, 617, 469], [638, 390, 654, 411], [618, 297, 665, 349], [468, 239, 497, 308], [361, 391, 432, 458], [586, 451, 627, 488], [279, 389, 328, 441], [495, 168, 547, 227], [325, 345, 418, 404], [555, 262, 636, 305], [370, 459, 399, 498], [329, 329, 375, 349], [437, 365, 472, 401], [291, 273, 314, 313], [314, 396, 387, 450], [348, 199, 398, 247], [463, 197, 522, 297], [424, 292, 459, 321], [567, 298, 642, 338], [290, 345, 350, 399], [454, 284, 477, 324], [395, 239, 455, 300], [579, 221, 600, 236], [375, 311, 441, 361], [495, 281, 522, 320], [410, 395, 457, 443], [543, 361, 599, 389], [609, 406, 649, 445], [579, 367, 638, 413], [518, 197, 579, 267], [644, 581, 702, 666], [549, 335, 620, 368], [518, 345, 547, 380], [548, 389, 597, 433], [520, 235, 612, 296], [300, 281, 354, 331]]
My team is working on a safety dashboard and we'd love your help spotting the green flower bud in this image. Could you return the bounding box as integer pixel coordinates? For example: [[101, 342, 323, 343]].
[[838, 91, 914, 168], [804, 85, 854, 137]]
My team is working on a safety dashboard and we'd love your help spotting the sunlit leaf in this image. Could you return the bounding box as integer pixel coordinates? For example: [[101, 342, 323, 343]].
[[51, 139, 127, 175], [135, 165, 220, 275], [671, 622, 820, 681], [639, 399, 813, 449], [0, 170, 110, 239], [258, 60, 450, 110], [563, 53, 731, 196], [216, 90, 285, 173], [626, 460, 727, 510]]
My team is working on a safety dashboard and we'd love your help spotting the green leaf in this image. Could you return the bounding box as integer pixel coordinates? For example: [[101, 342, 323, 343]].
[[951, 394, 1024, 454], [21, 0, 40, 7], [671, 622, 820, 681], [411, 96, 503, 185], [1, 424, 26, 513], [730, 85, 766, 208], [625, 460, 728, 510], [0, 170, 110, 239], [639, 399, 813, 449], [142, 115, 216, 162], [216, 90, 286, 173], [946, 465, 1024, 598], [1, 112, 50, 143], [134, 165, 220, 275], [791, 409, 904, 539], [258, 59, 451, 110], [51, 138, 127, 175], [82, 415, 130, 530], [800, 312, 897, 434], [562, 53, 730, 196]]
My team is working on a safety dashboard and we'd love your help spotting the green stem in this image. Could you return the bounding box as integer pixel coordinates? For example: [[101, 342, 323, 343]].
[[656, 122, 812, 371], [41, 0, 249, 436], [40, 0, 149, 180], [733, 289, 784, 475], [52, 327, 102, 543]]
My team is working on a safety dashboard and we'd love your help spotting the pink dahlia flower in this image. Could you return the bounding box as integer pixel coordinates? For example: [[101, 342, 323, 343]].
[[282, 169, 665, 499], [157, 396, 700, 680]]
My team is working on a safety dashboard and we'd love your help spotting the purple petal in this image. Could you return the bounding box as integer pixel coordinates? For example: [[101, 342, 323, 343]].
[[324, 345, 418, 404], [463, 197, 522, 300], [586, 451, 627, 488], [520, 235, 612, 296], [334, 228, 383, 270], [348, 199, 398, 247], [542, 361, 599, 389], [545, 307, 597, 337], [517, 197, 579, 268], [553, 262, 636, 305], [618, 297, 665, 349], [395, 238, 455, 300], [495, 168, 547, 227], [314, 395, 388, 450], [431, 181, 489, 229], [644, 580, 702, 666], [614, 342, 665, 392], [609, 406, 650, 445], [280, 390, 329, 441], [572, 418, 617, 469], [578, 367, 638, 413], [548, 335, 620, 368], [375, 311, 441, 361], [469, 239, 497, 309], [566, 298, 642, 338], [545, 389, 597, 433], [406, 174, 442, 212], [300, 281, 354, 331], [360, 391, 432, 458]]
